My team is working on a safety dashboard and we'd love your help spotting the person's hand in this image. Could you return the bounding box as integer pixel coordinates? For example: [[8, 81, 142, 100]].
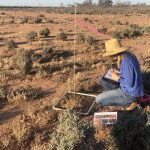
[[111, 71, 120, 82], [112, 69, 120, 75]]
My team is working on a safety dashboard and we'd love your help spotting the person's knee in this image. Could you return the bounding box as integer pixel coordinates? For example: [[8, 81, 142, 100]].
[[96, 94, 105, 105]]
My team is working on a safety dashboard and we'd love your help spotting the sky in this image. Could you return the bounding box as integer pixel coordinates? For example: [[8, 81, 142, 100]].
[[0, 0, 150, 6]]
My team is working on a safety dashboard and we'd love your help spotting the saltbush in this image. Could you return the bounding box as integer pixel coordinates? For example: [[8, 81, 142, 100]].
[[5, 39, 17, 51], [111, 109, 150, 150], [34, 17, 42, 23], [85, 36, 95, 45], [49, 110, 89, 150], [56, 32, 67, 41], [76, 33, 86, 44], [39, 28, 50, 37], [26, 31, 37, 41], [15, 49, 32, 75]]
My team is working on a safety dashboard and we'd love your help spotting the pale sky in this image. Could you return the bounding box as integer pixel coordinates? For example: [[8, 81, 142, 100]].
[[0, 0, 150, 6]]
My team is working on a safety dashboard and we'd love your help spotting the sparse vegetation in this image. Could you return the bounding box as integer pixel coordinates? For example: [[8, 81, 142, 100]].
[[43, 47, 53, 54], [39, 28, 50, 37], [98, 27, 108, 34], [76, 34, 95, 45], [0, 74, 8, 98], [0, 5, 150, 150], [26, 31, 37, 41], [5, 39, 17, 51], [12, 116, 30, 143], [49, 110, 89, 150], [20, 16, 29, 24], [76, 33, 86, 44], [15, 49, 32, 75], [34, 17, 43, 23], [56, 31, 68, 41], [85, 35, 95, 45], [112, 25, 144, 39], [111, 109, 150, 150]]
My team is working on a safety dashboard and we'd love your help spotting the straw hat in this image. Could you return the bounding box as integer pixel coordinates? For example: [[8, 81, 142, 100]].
[[102, 38, 128, 57]]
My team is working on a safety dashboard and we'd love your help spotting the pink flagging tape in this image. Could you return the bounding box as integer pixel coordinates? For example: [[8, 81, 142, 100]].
[[76, 19, 112, 38]]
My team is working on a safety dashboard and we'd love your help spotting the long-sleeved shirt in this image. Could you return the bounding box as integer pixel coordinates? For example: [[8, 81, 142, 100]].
[[119, 52, 144, 97]]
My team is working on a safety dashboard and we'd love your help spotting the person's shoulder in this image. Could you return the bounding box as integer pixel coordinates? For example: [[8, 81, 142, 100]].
[[126, 51, 137, 59]]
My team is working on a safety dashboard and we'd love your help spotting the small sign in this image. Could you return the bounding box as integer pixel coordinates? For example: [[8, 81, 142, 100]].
[[93, 112, 117, 125]]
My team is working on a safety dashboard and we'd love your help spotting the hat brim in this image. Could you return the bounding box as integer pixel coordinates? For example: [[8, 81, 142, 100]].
[[102, 47, 128, 57]]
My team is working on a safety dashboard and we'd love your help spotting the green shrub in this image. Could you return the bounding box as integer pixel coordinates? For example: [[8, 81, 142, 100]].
[[20, 16, 29, 24], [39, 28, 50, 37], [112, 31, 122, 39], [56, 32, 67, 41], [43, 47, 53, 54], [5, 39, 17, 51], [142, 70, 150, 93], [130, 29, 143, 38], [143, 26, 150, 33], [0, 74, 8, 98], [76, 33, 85, 44], [15, 49, 32, 75], [85, 36, 95, 45], [49, 110, 89, 150], [111, 109, 150, 150], [34, 17, 42, 23], [122, 29, 131, 39], [130, 24, 140, 29], [26, 31, 37, 41], [116, 20, 123, 25], [98, 27, 108, 33], [47, 19, 54, 23]]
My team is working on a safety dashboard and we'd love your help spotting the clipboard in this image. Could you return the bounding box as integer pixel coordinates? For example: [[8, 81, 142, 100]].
[[102, 69, 120, 85]]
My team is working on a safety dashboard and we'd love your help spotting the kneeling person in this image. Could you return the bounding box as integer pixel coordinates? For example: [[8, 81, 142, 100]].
[[96, 39, 144, 110]]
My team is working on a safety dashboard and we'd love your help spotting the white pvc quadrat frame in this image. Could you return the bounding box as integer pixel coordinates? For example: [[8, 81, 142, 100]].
[[52, 91, 97, 115]]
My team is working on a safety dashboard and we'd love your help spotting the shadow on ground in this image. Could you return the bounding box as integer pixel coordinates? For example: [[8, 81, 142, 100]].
[[0, 107, 22, 125]]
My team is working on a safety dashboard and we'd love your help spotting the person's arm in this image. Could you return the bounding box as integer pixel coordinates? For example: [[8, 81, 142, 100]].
[[111, 71, 120, 82], [119, 60, 134, 87]]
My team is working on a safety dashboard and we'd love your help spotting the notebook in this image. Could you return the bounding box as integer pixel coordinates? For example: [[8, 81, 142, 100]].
[[102, 69, 120, 85]]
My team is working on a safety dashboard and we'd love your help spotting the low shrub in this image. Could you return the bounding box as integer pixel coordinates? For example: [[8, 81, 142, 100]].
[[130, 24, 140, 30], [111, 109, 150, 150], [47, 19, 54, 23], [76, 33, 85, 44], [34, 17, 42, 23], [26, 31, 37, 41], [112, 27, 144, 39], [130, 29, 143, 38], [15, 49, 32, 75], [143, 26, 150, 33], [112, 31, 122, 39], [39, 28, 50, 37], [142, 70, 150, 93], [49, 110, 89, 150], [20, 16, 29, 24], [43, 47, 53, 54], [56, 32, 67, 41], [98, 27, 108, 34], [0, 74, 8, 99], [5, 39, 17, 51], [122, 29, 131, 39], [116, 20, 123, 25], [85, 36, 95, 45]]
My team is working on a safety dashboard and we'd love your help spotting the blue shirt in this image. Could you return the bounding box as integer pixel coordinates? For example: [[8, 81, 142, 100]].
[[119, 52, 144, 97]]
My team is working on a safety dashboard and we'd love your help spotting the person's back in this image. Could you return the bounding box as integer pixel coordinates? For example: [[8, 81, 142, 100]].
[[119, 51, 144, 98]]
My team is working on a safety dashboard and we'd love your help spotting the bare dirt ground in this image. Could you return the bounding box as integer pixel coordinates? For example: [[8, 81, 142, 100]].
[[0, 8, 150, 149]]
